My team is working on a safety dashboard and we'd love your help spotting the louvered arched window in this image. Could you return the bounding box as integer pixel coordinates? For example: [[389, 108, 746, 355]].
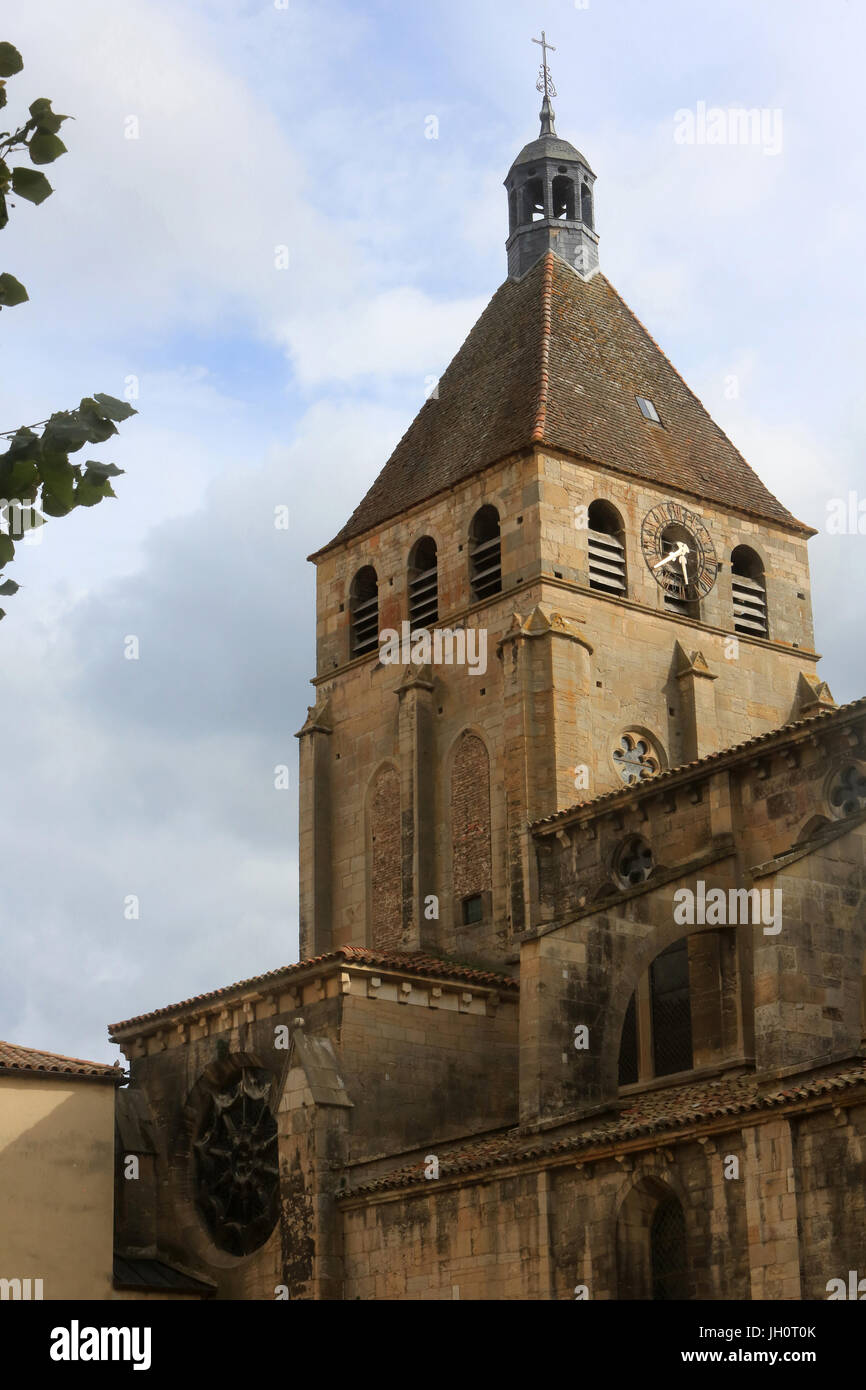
[[408, 536, 438, 628], [469, 506, 502, 601], [587, 500, 627, 595], [350, 565, 379, 657], [731, 545, 768, 638]]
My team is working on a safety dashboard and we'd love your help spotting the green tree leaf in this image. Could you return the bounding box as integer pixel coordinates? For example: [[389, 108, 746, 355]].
[[82, 459, 125, 481], [28, 130, 67, 165], [92, 393, 137, 422], [28, 98, 68, 132], [39, 489, 73, 517], [11, 166, 52, 204], [39, 458, 77, 509], [76, 398, 119, 443], [0, 45, 132, 614], [0, 458, 39, 495], [0, 271, 28, 305], [0, 43, 23, 77], [75, 477, 115, 506]]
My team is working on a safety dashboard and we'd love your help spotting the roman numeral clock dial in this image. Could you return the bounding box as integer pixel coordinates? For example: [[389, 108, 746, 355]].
[[641, 502, 719, 603]]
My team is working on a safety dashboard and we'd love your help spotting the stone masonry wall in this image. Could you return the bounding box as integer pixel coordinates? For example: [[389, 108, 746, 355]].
[[303, 444, 821, 968], [339, 1103, 866, 1300]]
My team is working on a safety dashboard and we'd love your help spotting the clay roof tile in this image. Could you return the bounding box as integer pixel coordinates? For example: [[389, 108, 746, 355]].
[[314, 254, 807, 560]]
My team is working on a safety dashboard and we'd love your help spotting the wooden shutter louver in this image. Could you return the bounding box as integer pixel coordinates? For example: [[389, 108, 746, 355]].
[[469, 508, 501, 601], [588, 527, 627, 593], [409, 538, 438, 627], [732, 572, 768, 637]]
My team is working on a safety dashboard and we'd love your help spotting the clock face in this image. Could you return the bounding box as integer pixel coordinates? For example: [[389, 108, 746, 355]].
[[641, 501, 718, 602]]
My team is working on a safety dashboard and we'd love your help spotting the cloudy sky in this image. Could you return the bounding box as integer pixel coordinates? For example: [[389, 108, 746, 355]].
[[1, 0, 864, 1064]]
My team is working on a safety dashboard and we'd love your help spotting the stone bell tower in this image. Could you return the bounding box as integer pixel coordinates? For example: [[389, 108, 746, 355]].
[[298, 47, 824, 974]]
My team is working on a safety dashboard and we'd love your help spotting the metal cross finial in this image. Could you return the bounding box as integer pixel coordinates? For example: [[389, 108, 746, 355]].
[[532, 29, 557, 100]]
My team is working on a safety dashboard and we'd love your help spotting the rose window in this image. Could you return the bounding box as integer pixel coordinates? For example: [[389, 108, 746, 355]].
[[613, 733, 661, 786], [828, 765, 866, 819], [614, 835, 655, 888], [193, 1065, 279, 1256]]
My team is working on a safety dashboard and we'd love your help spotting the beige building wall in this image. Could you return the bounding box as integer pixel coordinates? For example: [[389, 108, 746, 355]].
[[0, 1075, 117, 1300]]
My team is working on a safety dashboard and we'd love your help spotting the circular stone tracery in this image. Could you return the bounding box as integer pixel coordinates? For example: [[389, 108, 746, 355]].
[[193, 1065, 279, 1256], [612, 733, 661, 786], [828, 764, 866, 820], [614, 835, 655, 888]]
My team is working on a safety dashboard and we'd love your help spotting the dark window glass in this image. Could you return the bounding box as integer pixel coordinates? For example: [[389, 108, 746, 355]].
[[462, 894, 483, 925], [618, 992, 638, 1086], [651, 938, 693, 1077], [651, 1198, 689, 1301]]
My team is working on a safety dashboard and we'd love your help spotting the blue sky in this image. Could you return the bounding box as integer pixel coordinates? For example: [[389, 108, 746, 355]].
[[1, 0, 864, 1062]]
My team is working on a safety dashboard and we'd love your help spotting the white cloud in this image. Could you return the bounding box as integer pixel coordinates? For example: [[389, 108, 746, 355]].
[[1, 0, 865, 1066], [276, 285, 487, 386]]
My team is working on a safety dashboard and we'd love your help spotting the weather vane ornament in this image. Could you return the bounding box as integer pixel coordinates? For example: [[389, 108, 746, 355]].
[[533, 29, 557, 100]]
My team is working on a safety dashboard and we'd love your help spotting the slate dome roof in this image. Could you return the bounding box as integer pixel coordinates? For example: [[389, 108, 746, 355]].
[[509, 132, 593, 172]]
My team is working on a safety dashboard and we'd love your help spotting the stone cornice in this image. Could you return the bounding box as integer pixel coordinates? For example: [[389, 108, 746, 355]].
[[109, 954, 518, 1048]]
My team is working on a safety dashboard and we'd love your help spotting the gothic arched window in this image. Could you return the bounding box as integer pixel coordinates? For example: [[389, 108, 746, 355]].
[[618, 991, 638, 1086], [618, 937, 695, 1087], [731, 545, 768, 638], [651, 938, 693, 1077], [616, 1177, 691, 1300], [469, 505, 502, 601], [587, 499, 627, 594], [350, 565, 379, 657], [408, 536, 438, 628]]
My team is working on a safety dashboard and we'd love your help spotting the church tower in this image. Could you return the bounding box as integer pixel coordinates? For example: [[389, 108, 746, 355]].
[[299, 57, 823, 973], [108, 44, 866, 1307]]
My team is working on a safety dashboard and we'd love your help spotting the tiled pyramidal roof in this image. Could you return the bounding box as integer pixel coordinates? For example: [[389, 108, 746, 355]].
[[318, 252, 805, 555]]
